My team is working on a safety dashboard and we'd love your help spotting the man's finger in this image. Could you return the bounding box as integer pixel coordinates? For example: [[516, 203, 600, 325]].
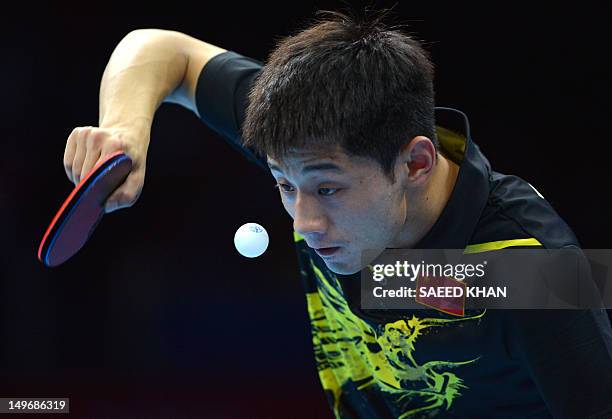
[[80, 148, 102, 183], [104, 171, 143, 213], [71, 127, 91, 184], [64, 128, 79, 183], [99, 136, 125, 163]]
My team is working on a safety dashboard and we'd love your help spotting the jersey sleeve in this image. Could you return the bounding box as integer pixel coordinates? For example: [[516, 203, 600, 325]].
[[195, 50, 268, 172]]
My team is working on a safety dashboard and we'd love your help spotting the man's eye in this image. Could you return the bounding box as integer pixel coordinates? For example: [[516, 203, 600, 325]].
[[274, 183, 295, 193], [274, 184, 339, 196], [318, 188, 339, 196]]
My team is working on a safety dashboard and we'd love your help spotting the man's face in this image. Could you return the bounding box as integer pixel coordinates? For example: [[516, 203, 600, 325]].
[[268, 146, 411, 275]]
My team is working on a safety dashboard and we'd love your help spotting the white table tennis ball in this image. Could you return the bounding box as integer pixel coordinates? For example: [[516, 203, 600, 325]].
[[234, 223, 269, 258]]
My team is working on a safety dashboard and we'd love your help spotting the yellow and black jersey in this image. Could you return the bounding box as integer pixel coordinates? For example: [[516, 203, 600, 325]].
[[196, 51, 612, 419]]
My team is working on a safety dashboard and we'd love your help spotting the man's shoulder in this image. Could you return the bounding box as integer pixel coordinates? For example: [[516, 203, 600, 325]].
[[468, 170, 579, 250]]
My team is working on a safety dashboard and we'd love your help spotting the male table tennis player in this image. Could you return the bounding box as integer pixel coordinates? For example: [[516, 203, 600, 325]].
[[62, 12, 612, 419]]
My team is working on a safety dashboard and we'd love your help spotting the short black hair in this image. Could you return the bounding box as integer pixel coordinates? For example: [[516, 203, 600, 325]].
[[242, 10, 437, 181]]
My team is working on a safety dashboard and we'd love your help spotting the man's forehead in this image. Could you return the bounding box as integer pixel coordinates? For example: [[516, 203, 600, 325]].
[[266, 146, 349, 173]]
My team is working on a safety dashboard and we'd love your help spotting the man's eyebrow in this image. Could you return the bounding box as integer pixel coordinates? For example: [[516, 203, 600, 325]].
[[267, 162, 343, 174]]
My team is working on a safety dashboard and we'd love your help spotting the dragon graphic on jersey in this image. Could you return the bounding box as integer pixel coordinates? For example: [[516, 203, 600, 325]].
[[305, 258, 486, 418]]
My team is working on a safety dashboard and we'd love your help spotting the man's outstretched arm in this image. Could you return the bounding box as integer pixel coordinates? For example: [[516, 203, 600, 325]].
[[63, 29, 225, 212]]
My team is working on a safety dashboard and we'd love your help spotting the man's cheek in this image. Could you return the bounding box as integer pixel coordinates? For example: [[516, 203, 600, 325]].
[[282, 201, 295, 219]]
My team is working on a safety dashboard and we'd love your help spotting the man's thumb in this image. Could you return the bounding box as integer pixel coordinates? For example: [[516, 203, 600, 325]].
[[104, 172, 142, 213]]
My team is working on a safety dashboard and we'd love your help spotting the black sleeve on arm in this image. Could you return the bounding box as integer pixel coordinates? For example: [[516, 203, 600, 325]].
[[195, 51, 268, 172]]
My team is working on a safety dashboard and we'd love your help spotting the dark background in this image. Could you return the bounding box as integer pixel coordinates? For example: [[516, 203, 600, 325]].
[[1, 2, 610, 418]]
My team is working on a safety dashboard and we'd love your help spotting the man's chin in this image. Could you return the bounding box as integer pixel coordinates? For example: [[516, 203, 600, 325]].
[[320, 248, 383, 276], [322, 259, 363, 276]]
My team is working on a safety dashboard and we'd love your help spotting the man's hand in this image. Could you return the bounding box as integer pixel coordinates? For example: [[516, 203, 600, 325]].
[[61, 29, 225, 214], [63, 125, 149, 213]]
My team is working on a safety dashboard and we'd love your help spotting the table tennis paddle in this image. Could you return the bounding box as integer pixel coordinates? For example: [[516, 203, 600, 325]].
[[38, 151, 133, 267]]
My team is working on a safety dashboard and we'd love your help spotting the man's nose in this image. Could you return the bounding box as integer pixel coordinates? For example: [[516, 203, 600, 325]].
[[293, 194, 327, 236]]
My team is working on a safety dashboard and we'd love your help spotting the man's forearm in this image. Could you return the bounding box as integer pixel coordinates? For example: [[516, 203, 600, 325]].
[[98, 29, 189, 132]]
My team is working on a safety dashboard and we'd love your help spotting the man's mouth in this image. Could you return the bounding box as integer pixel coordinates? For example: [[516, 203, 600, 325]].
[[314, 247, 341, 257]]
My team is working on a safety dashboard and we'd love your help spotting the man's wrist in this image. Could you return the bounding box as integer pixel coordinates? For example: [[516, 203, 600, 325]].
[[97, 116, 152, 153], [99, 113, 152, 139]]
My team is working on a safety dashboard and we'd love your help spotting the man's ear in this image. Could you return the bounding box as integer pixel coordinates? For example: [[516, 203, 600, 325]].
[[397, 136, 437, 184]]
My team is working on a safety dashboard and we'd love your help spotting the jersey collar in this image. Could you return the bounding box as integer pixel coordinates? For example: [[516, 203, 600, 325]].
[[413, 107, 491, 249]]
